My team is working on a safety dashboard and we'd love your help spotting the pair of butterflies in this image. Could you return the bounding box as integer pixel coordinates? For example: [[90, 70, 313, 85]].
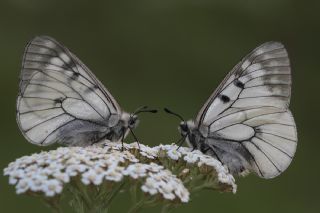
[[17, 36, 297, 179]]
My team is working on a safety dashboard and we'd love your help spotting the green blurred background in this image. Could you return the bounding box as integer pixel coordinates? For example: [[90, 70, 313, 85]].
[[0, 0, 319, 212]]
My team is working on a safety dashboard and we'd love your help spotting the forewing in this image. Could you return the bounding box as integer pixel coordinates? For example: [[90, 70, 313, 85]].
[[196, 42, 297, 178], [17, 36, 120, 146], [196, 42, 291, 124]]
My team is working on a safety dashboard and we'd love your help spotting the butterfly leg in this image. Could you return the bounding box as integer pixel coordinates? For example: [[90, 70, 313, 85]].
[[176, 136, 187, 150], [121, 133, 125, 151], [129, 128, 141, 150]]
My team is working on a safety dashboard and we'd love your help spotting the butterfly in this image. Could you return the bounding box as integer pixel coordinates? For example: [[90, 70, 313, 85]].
[[16, 36, 156, 147], [165, 42, 297, 178]]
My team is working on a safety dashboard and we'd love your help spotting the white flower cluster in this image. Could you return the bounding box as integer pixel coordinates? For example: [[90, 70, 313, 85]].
[[124, 163, 189, 202], [103, 142, 237, 193], [3, 144, 190, 202], [4, 140, 237, 204]]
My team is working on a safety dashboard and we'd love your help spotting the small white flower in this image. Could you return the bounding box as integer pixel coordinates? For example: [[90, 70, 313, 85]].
[[123, 163, 149, 179], [64, 157, 81, 165], [53, 172, 70, 183], [191, 149, 203, 155], [29, 176, 46, 192], [29, 171, 48, 179], [25, 164, 39, 173], [21, 155, 38, 165], [8, 169, 24, 179], [42, 179, 63, 197], [158, 181, 176, 200], [123, 153, 139, 163], [141, 178, 158, 195], [81, 169, 104, 185], [183, 152, 200, 163], [137, 144, 158, 159], [162, 191, 176, 200], [16, 178, 30, 194], [139, 152, 156, 159], [145, 170, 189, 202], [147, 163, 163, 173], [66, 164, 87, 176], [157, 144, 175, 151], [174, 184, 190, 203], [166, 149, 181, 160], [105, 166, 124, 182], [9, 177, 18, 185]]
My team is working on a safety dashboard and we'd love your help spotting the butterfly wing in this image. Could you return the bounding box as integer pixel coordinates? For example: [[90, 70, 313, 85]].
[[17, 36, 121, 146], [196, 42, 297, 178]]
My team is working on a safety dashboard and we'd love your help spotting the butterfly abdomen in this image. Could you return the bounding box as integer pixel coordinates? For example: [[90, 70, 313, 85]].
[[204, 139, 252, 175]]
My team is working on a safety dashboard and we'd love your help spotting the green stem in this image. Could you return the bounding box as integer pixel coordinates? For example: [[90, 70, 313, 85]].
[[43, 197, 63, 213], [100, 182, 126, 211], [143, 197, 159, 208], [161, 203, 176, 213], [130, 181, 138, 204], [128, 197, 146, 213], [76, 180, 92, 205], [191, 182, 215, 193]]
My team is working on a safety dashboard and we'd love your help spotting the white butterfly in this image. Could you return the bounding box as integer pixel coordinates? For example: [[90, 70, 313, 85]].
[[16, 36, 156, 147], [165, 42, 297, 178]]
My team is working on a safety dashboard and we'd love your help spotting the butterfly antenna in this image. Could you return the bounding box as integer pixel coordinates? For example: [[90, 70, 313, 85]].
[[163, 108, 185, 121], [133, 106, 148, 114], [134, 106, 158, 115]]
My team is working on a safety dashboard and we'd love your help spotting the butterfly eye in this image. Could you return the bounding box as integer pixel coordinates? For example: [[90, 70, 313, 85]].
[[128, 115, 138, 127], [129, 119, 135, 126], [180, 123, 188, 132]]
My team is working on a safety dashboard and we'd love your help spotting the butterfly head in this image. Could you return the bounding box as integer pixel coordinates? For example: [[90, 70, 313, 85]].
[[118, 112, 136, 129], [178, 120, 196, 137], [164, 108, 195, 137], [128, 114, 139, 129], [127, 106, 157, 129], [179, 121, 188, 136]]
